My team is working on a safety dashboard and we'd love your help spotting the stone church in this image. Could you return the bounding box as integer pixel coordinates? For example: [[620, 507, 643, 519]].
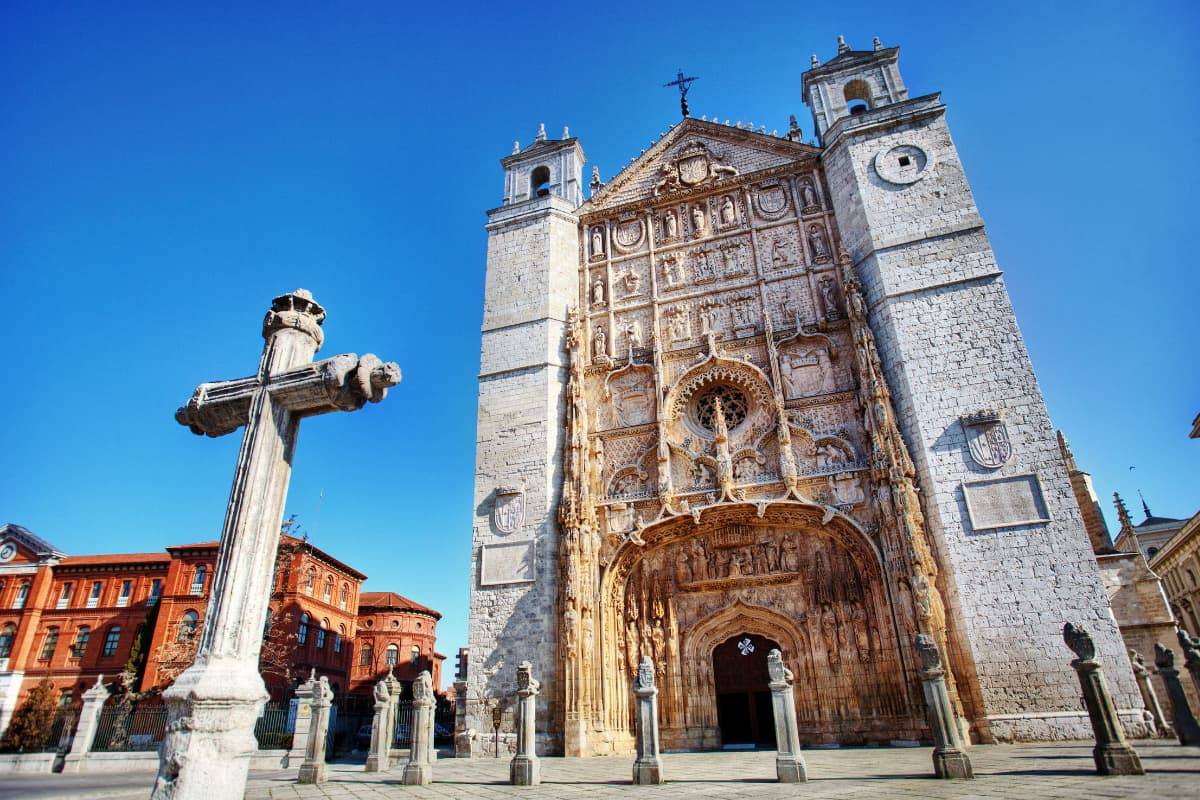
[[465, 38, 1142, 756]]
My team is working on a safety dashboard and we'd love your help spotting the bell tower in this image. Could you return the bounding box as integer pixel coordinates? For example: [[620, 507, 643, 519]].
[[805, 38, 1141, 740], [465, 124, 584, 755]]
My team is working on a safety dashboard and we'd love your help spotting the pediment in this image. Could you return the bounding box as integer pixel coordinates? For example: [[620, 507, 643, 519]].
[[582, 119, 819, 214], [0, 523, 62, 564]]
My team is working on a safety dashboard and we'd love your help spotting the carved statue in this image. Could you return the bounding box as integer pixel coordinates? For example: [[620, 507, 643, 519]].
[[653, 164, 681, 196], [801, 180, 820, 209], [667, 308, 691, 341], [373, 680, 389, 705], [691, 204, 706, 235], [690, 539, 709, 580], [850, 604, 871, 663], [720, 196, 736, 226], [699, 303, 720, 335], [772, 239, 787, 268], [808, 225, 830, 259], [622, 268, 642, 296], [780, 536, 801, 572], [675, 551, 692, 585], [593, 325, 607, 360], [819, 276, 840, 319], [664, 210, 678, 239], [592, 277, 606, 307], [624, 320, 643, 350], [821, 604, 840, 669], [1063, 622, 1096, 662], [592, 227, 605, 256]]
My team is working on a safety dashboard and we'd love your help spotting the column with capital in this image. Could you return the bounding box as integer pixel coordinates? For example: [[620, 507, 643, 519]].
[[766, 650, 807, 782], [1154, 642, 1200, 746], [915, 635, 973, 779], [152, 290, 400, 800], [632, 656, 664, 785], [1129, 649, 1172, 737], [297, 676, 333, 784], [1063, 624, 1144, 775], [509, 661, 540, 785], [365, 679, 391, 772], [62, 675, 110, 773], [402, 671, 435, 785], [288, 669, 317, 767]]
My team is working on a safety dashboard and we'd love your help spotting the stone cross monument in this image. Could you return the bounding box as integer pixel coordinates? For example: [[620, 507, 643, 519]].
[[1062, 623, 1144, 775], [1154, 641, 1200, 746], [297, 675, 333, 784], [509, 661, 540, 786], [632, 656, 664, 785], [766, 649, 807, 783], [152, 289, 401, 800], [914, 634, 973, 779], [402, 670, 435, 785]]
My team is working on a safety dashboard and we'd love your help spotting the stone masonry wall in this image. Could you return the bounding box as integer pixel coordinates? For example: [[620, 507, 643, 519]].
[[822, 103, 1143, 741]]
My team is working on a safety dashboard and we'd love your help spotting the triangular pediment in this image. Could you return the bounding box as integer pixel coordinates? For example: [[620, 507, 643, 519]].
[[0, 522, 63, 564], [583, 119, 819, 213]]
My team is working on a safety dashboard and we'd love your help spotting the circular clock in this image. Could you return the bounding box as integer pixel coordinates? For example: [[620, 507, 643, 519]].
[[0, 542, 16, 562]]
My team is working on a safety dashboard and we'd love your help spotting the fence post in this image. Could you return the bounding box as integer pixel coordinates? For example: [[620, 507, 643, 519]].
[[287, 670, 317, 767], [61, 675, 110, 773], [297, 676, 333, 784]]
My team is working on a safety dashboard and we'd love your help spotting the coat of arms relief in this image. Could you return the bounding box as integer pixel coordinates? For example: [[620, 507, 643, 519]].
[[653, 141, 738, 196], [960, 409, 1012, 470]]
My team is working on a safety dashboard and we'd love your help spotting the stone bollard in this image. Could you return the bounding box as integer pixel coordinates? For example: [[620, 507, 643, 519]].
[[453, 678, 471, 758], [1063, 623, 1144, 775], [914, 635, 973, 779], [288, 669, 317, 767], [61, 675, 110, 773], [1129, 649, 1172, 738], [509, 661, 541, 786], [1154, 641, 1200, 746], [632, 656, 664, 785], [766, 649, 807, 783], [364, 679, 391, 772], [402, 670, 435, 786], [1177, 629, 1200, 698], [298, 676, 333, 784]]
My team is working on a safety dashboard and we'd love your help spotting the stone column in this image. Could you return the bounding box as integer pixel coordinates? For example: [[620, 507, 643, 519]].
[[632, 656, 664, 785], [287, 669, 317, 767], [385, 667, 403, 761], [1177, 629, 1200, 698], [915, 635, 973, 779], [61, 675, 110, 773], [1063, 623, 1144, 775], [1129, 649, 1172, 738], [402, 670, 435, 786], [766, 650, 807, 783], [509, 661, 541, 786], [297, 676, 332, 784], [1154, 641, 1200, 746], [364, 679, 391, 772], [453, 679, 470, 758]]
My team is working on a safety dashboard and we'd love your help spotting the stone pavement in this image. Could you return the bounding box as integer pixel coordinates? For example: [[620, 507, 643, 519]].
[[244, 741, 1200, 799]]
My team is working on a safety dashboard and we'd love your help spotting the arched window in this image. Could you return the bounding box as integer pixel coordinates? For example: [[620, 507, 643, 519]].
[[334, 625, 344, 654], [530, 165, 551, 198], [316, 625, 326, 650], [1148, 547, 1160, 559], [190, 565, 207, 595], [1187, 568, 1197, 588], [844, 79, 872, 115], [102, 626, 121, 657], [0, 624, 16, 659], [323, 576, 333, 602], [14, 581, 30, 609], [40, 627, 59, 660], [410, 645, 420, 665], [385, 643, 399, 666], [304, 569, 316, 596], [71, 626, 91, 658], [360, 644, 373, 666], [339, 583, 349, 609], [298, 613, 310, 645], [178, 611, 199, 642]]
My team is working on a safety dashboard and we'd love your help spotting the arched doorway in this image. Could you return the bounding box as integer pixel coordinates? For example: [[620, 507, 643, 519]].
[[713, 632, 779, 748]]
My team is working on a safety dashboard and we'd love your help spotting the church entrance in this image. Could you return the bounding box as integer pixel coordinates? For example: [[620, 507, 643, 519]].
[[712, 633, 778, 749]]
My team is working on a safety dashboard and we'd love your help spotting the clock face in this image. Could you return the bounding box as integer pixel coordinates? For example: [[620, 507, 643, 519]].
[[0, 542, 16, 562]]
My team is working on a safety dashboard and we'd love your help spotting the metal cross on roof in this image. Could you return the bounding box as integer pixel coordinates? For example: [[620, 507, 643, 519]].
[[664, 69, 699, 119]]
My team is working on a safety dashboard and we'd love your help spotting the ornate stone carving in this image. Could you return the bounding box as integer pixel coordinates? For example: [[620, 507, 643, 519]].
[[960, 409, 1012, 469], [799, 178, 821, 212], [590, 226, 606, 260], [654, 141, 738, 197], [493, 485, 526, 534], [807, 224, 831, 263]]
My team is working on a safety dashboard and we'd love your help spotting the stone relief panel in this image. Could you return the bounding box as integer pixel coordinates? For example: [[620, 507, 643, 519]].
[[611, 256, 650, 305], [612, 215, 648, 256], [778, 337, 839, 399], [604, 363, 656, 429], [752, 179, 792, 222], [766, 282, 817, 331], [612, 307, 653, 358], [755, 226, 804, 273]]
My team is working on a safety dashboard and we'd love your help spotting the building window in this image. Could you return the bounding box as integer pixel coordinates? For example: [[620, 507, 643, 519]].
[[334, 625, 344, 654], [530, 165, 551, 198], [0, 624, 15, 660], [304, 569, 315, 596], [86, 581, 103, 609], [323, 576, 332, 602], [1148, 547, 1160, 559], [116, 580, 133, 607], [339, 584, 348, 609], [102, 626, 121, 657], [385, 644, 399, 667], [177, 611, 199, 643], [56, 582, 74, 610], [149, 578, 162, 606], [360, 644, 373, 666], [298, 614, 309, 645], [14, 582, 30, 610], [190, 566, 207, 595], [40, 627, 59, 660], [71, 626, 90, 658], [316, 625, 326, 650], [410, 645, 420, 665], [1187, 569, 1197, 588]]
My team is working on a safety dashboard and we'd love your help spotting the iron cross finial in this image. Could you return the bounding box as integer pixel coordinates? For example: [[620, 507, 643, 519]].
[[664, 69, 699, 119]]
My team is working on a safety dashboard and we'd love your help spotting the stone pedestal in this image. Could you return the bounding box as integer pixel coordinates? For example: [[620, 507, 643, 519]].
[[364, 680, 392, 772], [1155, 642, 1200, 746], [509, 661, 541, 786], [915, 635, 973, 779], [402, 670, 435, 786], [297, 676, 332, 784], [288, 670, 317, 767], [453, 679, 471, 758], [1178, 630, 1200, 698], [1130, 649, 1172, 737], [632, 657, 664, 785], [1064, 623, 1144, 776], [61, 676, 109, 774], [766, 650, 808, 783]]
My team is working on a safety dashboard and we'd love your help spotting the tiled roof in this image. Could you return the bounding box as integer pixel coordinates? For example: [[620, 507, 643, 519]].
[[58, 552, 171, 567], [358, 591, 441, 619]]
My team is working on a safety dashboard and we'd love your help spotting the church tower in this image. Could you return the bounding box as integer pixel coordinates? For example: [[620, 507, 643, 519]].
[[465, 125, 584, 754], [805, 38, 1140, 738]]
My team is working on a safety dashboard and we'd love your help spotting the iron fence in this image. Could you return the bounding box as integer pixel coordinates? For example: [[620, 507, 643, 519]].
[[91, 702, 167, 752], [37, 706, 78, 753], [391, 701, 414, 748], [330, 708, 371, 754], [254, 702, 293, 751]]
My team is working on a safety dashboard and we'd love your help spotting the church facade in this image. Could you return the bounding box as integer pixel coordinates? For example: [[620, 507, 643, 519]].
[[466, 38, 1142, 756]]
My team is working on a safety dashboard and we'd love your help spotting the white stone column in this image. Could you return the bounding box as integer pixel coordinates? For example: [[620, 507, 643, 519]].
[[297, 676, 332, 784], [632, 657, 664, 785], [915, 635, 973, 779], [364, 679, 391, 772], [1154, 642, 1200, 746], [287, 669, 317, 767], [453, 678, 470, 758], [766, 650, 807, 783], [1130, 649, 1172, 737], [509, 661, 540, 786], [61, 675, 110, 773], [402, 670, 434, 786]]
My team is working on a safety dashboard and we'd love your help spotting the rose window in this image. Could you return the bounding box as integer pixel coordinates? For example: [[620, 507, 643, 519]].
[[694, 385, 748, 432]]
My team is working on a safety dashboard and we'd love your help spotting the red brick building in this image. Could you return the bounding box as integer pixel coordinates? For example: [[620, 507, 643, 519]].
[[0, 523, 441, 733]]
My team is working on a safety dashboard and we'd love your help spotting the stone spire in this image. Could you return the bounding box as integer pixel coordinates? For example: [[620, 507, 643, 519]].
[[837, 35, 850, 54], [536, 122, 547, 142], [1138, 490, 1152, 520], [1114, 492, 1134, 533]]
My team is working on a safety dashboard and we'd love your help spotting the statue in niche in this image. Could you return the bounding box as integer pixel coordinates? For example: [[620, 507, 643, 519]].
[[808, 224, 830, 260], [664, 210, 678, 239], [675, 550, 692, 585], [772, 239, 788, 269], [563, 598, 579, 660], [625, 620, 640, 673], [714, 548, 733, 578], [762, 537, 780, 572], [624, 319, 643, 350], [698, 302, 721, 335], [720, 195, 736, 226], [691, 203, 707, 235], [661, 255, 686, 287], [651, 620, 666, 668], [592, 227, 605, 256], [667, 308, 691, 342], [729, 548, 751, 576], [622, 267, 642, 296], [692, 249, 715, 282], [592, 277, 606, 307], [801, 180, 820, 209], [780, 536, 801, 572], [581, 612, 594, 656], [832, 474, 865, 506], [781, 346, 836, 398], [812, 552, 831, 605], [821, 604, 840, 669], [819, 276, 841, 320], [592, 325, 607, 360], [731, 300, 756, 329], [752, 541, 770, 574], [849, 604, 871, 663], [815, 441, 849, 470], [690, 460, 713, 487], [734, 456, 760, 482], [689, 539, 709, 580]]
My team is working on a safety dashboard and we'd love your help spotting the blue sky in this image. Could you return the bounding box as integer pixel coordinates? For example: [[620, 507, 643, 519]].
[[2, 1, 1197, 660]]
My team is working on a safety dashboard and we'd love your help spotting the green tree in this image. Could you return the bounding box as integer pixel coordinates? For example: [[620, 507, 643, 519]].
[[0, 678, 59, 752]]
